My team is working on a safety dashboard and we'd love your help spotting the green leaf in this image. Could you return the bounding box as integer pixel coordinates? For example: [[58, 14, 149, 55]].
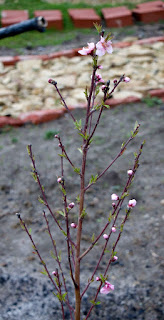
[[50, 250, 56, 260], [38, 196, 45, 205], [93, 22, 102, 34], [91, 233, 95, 242], [77, 147, 83, 154], [62, 292, 67, 301], [31, 171, 37, 182], [121, 192, 129, 199], [74, 167, 81, 175], [58, 153, 66, 158], [57, 210, 65, 217], [40, 269, 48, 276], [108, 211, 112, 222], [26, 145, 31, 155], [81, 208, 87, 218], [76, 195, 80, 203], [59, 185, 66, 196], [105, 32, 113, 42], [28, 228, 32, 235], [121, 141, 126, 149], [89, 174, 98, 185], [103, 104, 110, 109], [74, 119, 82, 131], [84, 87, 88, 99], [61, 230, 67, 237]]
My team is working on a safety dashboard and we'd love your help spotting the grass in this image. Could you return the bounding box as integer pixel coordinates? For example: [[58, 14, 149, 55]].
[[142, 95, 163, 107], [0, 0, 146, 49]]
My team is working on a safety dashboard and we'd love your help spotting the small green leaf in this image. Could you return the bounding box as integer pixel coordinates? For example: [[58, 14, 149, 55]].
[[91, 233, 95, 242], [108, 211, 112, 222], [58, 153, 66, 158], [76, 195, 80, 203], [81, 208, 87, 218], [31, 172, 37, 182], [38, 196, 45, 205], [26, 145, 31, 155], [59, 185, 66, 196], [121, 141, 126, 149], [93, 22, 102, 34], [40, 269, 48, 276], [61, 230, 67, 237], [121, 192, 129, 199], [74, 119, 82, 131], [103, 104, 110, 109], [89, 174, 98, 185], [74, 167, 81, 175], [28, 228, 32, 235], [50, 250, 57, 260], [77, 147, 83, 154], [57, 210, 65, 217]]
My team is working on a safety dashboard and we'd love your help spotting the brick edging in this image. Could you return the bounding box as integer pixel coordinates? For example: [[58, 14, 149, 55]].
[[0, 36, 164, 128]]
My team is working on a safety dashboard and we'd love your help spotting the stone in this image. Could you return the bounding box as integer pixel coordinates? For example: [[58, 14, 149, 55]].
[[16, 59, 42, 72]]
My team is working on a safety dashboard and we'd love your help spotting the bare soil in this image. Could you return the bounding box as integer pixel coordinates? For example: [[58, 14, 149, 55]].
[[0, 101, 164, 320], [0, 23, 164, 320]]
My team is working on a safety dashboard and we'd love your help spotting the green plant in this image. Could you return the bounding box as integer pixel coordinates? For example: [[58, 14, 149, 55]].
[[44, 130, 59, 140], [143, 95, 163, 108]]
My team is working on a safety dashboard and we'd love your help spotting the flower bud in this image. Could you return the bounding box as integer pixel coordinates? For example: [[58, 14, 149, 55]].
[[123, 76, 130, 83], [112, 202, 116, 208], [127, 169, 133, 176], [128, 199, 137, 208], [113, 79, 117, 84], [112, 227, 116, 233], [113, 256, 118, 261], [68, 202, 75, 209], [103, 234, 109, 240], [57, 177, 62, 183], [70, 223, 77, 228], [96, 277, 100, 281], [52, 271, 57, 276], [111, 193, 119, 201]]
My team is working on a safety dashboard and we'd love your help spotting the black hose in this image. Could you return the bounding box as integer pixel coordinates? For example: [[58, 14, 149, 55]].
[[0, 16, 47, 40]]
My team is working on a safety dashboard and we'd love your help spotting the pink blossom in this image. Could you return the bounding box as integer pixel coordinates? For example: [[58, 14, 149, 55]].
[[70, 223, 77, 228], [96, 36, 113, 57], [127, 169, 133, 176], [111, 193, 119, 201], [123, 76, 130, 83], [113, 256, 118, 261], [100, 281, 114, 294], [68, 202, 75, 209], [57, 177, 62, 183], [95, 73, 105, 84], [112, 227, 116, 233], [98, 65, 103, 69], [128, 199, 137, 208], [78, 42, 95, 56], [103, 234, 109, 240]]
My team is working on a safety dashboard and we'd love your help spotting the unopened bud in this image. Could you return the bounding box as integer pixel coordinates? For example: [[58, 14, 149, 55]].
[[103, 234, 109, 240], [112, 226, 116, 233], [68, 202, 75, 209], [70, 222, 77, 228], [57, 177, 62, 183], [127, 169, 133, 176]]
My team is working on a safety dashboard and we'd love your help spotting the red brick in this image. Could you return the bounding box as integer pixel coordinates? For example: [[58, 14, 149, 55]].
[[19, 109, 65, 125], [149, 89, 164, 98], [1, 10, 29, 27], [132, 6, 164, 23], [136, 1, 164, 8], [0, 56, 19, 66], [106, 96, 141, 108], [68, 9, 101, 28], [34, 10, 63, 30], [102, 7, 133, 28], [0, 116, 23, 128]]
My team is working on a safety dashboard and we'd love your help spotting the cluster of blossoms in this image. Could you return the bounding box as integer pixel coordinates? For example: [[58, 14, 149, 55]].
[[78, 36, 113, 57]]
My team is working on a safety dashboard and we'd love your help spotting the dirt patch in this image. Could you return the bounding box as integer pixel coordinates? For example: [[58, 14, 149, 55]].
[[0, 100, 164, 319]]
